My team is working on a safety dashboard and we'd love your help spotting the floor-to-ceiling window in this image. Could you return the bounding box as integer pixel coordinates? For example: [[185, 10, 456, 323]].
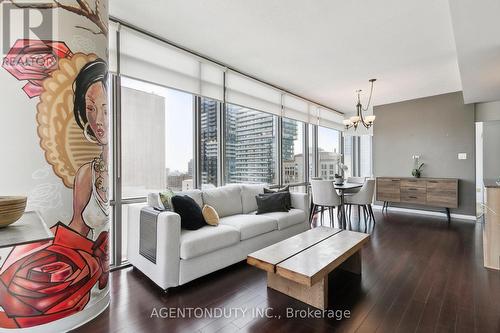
[[200, 97, 219, 189], [343, 135, 354, 178], [359, 135, 372, 177], [118, 77, 194, 261], [341, 135, 372, 178], [108, 21, 347, 267], [282, 118, 305, 185], [224, 104, 278, 185], [308, 124, 316, 179], [318, 126, 341, 180], [121, 77, 194, 194]]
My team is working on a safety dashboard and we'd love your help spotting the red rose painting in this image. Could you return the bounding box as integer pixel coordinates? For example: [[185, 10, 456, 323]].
[[0, 223, 109, 328], [2, 39, 73, 98]]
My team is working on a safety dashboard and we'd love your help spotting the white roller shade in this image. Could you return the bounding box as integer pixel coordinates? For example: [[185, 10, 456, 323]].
[[309, 106, 345, 131], [225, 71, 282, 115], [283, 95, 309, 122], [120, 27, 224, 101], [200, 62, 225, 101], [108, 21, 119, 73], [112, 23, 345, 123]]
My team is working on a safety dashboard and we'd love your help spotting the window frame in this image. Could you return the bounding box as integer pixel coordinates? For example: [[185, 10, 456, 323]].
[[109, 74, 372, 269], [280, 117, 307, 186]]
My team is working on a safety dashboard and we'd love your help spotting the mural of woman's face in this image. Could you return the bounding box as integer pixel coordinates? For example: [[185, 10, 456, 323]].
[[85, 81, 108, 145]]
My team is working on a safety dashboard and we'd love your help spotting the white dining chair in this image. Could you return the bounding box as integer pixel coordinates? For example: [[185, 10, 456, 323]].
[[344, 179, 376, 225], [310, 179, 342, 227], [344, 177, 366, 194], [347, 177, 366, 184]]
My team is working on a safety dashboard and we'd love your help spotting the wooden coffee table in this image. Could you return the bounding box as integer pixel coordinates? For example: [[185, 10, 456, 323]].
[[247, 227, 370, 309]]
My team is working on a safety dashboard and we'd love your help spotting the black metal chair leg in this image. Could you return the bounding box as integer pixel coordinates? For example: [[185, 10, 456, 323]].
[[369, 204, 376, 224], [310, 204, 316, 223], [328, 207, 333, 227], [348, 207, 352, 230], [320, 206, 324, 226]]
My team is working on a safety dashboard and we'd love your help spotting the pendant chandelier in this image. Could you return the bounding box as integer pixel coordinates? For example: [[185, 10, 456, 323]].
[[343, 79, 377, 130]]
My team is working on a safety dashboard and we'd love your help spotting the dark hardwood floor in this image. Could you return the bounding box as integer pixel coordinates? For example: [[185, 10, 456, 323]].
[[74, 209, 500, 333]]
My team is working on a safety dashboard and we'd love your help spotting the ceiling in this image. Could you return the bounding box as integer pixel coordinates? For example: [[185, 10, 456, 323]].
[[110, 0, 498, 114], [448, 0, 500, 104]]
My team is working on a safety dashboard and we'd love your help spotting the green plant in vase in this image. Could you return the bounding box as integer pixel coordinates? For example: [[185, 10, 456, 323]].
[[411, 155, 424, 178]]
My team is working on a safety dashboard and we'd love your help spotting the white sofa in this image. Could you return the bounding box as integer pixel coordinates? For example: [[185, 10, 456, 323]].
[[128, 184, 310, 290]]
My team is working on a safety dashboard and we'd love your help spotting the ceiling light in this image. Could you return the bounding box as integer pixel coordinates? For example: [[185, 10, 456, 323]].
[[344, 79, 377, 130]]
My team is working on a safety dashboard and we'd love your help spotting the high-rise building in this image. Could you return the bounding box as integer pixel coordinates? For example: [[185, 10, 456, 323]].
[[121, 87, 166, 197], [200, 98, 218, 186], [225, 105, 297, 184], [227, 106, 277, 184], [282, 118, 300, 184]]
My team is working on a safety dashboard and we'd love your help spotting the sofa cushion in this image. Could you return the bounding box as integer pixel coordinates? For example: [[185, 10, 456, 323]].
[[202, 186, 243, 218], [255, 209, 306, 230], [180, 225, 240, 259], [240, 184, 265, 213], [178, 189, 203, 208], [219, 214, 277, 240]]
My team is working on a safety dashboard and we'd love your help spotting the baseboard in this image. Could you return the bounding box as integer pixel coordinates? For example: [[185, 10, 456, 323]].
[[372, 204, 477, 221]]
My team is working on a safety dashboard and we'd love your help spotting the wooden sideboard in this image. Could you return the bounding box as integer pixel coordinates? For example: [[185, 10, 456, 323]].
[[483, 181, 500, 270], [376, 177, 459, 222]]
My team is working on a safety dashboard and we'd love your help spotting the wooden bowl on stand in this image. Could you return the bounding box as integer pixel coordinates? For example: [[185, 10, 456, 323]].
[[0, 196, 27, 228]]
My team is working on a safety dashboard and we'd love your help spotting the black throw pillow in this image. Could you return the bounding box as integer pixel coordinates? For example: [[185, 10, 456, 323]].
[[171, 195, 206, 230], [264, 185, 292, 209], [256, 192, 290, 214]]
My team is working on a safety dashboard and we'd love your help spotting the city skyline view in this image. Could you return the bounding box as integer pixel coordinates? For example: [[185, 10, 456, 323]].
[[120, 76, 349, 194]]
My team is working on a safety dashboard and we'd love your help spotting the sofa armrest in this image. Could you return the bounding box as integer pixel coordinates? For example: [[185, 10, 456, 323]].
[[291, 192, 310, 216], [127, 203, 181, 289]]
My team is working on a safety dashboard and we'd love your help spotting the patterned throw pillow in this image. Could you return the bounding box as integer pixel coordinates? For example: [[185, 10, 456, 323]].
[[159, 188, 175, 210]]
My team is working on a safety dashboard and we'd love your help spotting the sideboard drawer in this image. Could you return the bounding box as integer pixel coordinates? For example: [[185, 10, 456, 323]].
[[401, 187, 426, 196], [401, 191, 426, 204], [426, 179, 457, 191], [401, 179, 426, 188]]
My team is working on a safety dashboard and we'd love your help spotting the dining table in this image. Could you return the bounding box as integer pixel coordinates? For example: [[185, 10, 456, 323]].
[[309, 182, 364, 229]]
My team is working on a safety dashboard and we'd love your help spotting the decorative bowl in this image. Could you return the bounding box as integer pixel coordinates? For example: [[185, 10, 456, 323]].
[[0, 196, 27, 228]]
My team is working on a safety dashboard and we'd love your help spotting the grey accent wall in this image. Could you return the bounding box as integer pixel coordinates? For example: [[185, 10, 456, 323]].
[[476, 101, 500, 122], [483, 121, 500, 181], [373, 92, 476, 216]]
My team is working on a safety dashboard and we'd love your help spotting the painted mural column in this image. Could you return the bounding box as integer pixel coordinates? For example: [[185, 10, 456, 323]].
[[0, 1, 109, 331]]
